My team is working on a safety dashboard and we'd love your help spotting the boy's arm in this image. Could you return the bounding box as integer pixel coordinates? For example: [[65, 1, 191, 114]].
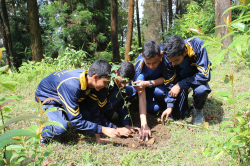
[[137, 90, 151, 141], [162, 54, 179, 108], [178, 39, 211, 89]]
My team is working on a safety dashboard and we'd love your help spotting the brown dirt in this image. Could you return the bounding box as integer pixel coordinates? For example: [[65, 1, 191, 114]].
[[112, 123, 171, 150]]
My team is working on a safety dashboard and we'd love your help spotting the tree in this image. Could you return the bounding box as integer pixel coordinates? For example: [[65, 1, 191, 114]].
[[136, 0, 141, 47], [111, 0, 121, 63], [215, 0, 232, 52], [124, 0, 134, 62], [27, 0, 43, 62], [0, 0, 14, 69], [168, 0, 173, 29]]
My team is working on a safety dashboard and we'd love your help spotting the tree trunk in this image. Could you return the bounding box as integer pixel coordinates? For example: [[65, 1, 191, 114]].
[[136, 0, 141, 48], [168, 0, 172, 29], [0, 13, 10, 66], [1, 0, 13, 68], [160, 0, 164, 42], [111, 0, 121, 63], [124, 0, 134, 62], [27, 0, 43, 62], [215, 0, 232, 59]]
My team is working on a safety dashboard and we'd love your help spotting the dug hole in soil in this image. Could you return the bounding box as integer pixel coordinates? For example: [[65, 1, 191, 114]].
[[110, 98, 171, 150]]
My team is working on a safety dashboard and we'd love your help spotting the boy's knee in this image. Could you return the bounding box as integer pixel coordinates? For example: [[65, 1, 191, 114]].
[[193, 85, 209, 98]]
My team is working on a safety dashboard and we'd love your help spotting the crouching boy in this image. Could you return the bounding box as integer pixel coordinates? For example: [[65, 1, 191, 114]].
[[35, 60, 124, 145]]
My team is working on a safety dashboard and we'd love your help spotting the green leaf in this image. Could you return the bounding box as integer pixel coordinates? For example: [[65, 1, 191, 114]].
[[202, 134, 213, 139], [58, 159, 68, 166], [224, 77, 230, 84], [43, 107, 58, 114], [0, 114, 41, 130], [220, 121, 234, 130], [228, 36, 245, 49], [43, 151, 52, 158], [0, 65, 9, 73], [6, 150, 13, 163], [235, 93, 250, 100], [10, 152, 26, 163], [6, 145, 25, 151], [214, 151, 224, 161], [223, 97, 234, 104], [1, 107, 11, 112], [231, 22, 248, 32], [128, 51, 134, 55], [222, 5, 246, 16], [27, 125, 39, 133], [1, 83, 15, 91], [213, 91, 231, 97], [0, 129, 38, 142], [217, 49, 228, 65], [0, 139, 17, 150], [42, 121, 66, 130], [220, 31, 236, 42]]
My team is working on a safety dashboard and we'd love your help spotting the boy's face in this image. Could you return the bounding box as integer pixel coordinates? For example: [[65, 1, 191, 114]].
[[142, 54, 162, 70], [115, 75, 131, 88], [167, 54, 185, 66], [167, 48, 188, 66], [94, 77, 110, 91]]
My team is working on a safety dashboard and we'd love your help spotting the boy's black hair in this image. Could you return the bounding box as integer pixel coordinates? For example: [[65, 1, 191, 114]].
[[88, 60, 111, 78], [117, 62, 135, 80], [142, 40, 160, 59], [163, 35, 185, 58]]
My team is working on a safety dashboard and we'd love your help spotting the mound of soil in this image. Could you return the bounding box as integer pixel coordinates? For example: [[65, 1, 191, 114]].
[[112, 123, 171, 150]]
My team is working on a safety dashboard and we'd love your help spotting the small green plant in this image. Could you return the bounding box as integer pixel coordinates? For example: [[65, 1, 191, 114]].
[[0, 65, 66, 165], [201, 74, 250, 165], [109, 64, 133, 126]]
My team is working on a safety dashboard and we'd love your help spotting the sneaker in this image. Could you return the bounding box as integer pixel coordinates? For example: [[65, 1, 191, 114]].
[[193, 108, 204, 125], [39, 136, 49, 146]]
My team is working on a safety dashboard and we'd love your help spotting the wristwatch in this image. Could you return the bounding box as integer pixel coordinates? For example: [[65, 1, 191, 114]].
[[148, 80, 153, 88]]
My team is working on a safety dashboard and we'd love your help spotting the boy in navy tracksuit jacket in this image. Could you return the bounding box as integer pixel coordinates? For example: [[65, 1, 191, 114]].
[[131, 40, 167, 141], [98, 62, 139, 136], [35, 60, 131, 145], [161, 35, 211, 125]]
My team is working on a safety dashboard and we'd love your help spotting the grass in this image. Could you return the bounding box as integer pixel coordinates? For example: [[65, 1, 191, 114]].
[[1, 43, 250, 165]]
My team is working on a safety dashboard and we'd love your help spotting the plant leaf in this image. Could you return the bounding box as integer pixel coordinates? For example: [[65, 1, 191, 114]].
[[213, 91, 231, 97], [0, 129, 38, 142], [0, 139, 17, 150], [42, 121, 66, 130], [231, 22, 248, 32], [6, 145, 25, 151], [0, 114, 41, 130], [0, 100, 14, 110]]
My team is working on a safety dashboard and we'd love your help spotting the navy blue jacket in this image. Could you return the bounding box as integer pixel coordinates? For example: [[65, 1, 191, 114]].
[[162, 38, 211, 108], [97, 79, 131, 128], [35, 69, 107, 134]]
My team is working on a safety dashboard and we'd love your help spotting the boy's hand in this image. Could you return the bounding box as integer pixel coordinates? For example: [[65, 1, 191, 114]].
[[137, 124, 152, 141], [116, 127, 132, 137], [125, 125, 140, 132], [169, 83, 181, 97], [101, 126, 119, 138], [132, 80, 149, 92], [95, 134, 110, 144], [161, 107, 173, 122]]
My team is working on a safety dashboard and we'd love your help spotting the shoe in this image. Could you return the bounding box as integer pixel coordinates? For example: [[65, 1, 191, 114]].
[[193, 108, 204, 125], [39, 136, 49, 146], [37, 126, 49, 146]]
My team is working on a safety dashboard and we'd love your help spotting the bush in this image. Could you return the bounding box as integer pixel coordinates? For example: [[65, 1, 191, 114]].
[[164, 1, 215, 39]]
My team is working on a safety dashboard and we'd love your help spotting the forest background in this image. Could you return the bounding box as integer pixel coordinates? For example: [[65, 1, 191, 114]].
[[1, 0, 250, 165]]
